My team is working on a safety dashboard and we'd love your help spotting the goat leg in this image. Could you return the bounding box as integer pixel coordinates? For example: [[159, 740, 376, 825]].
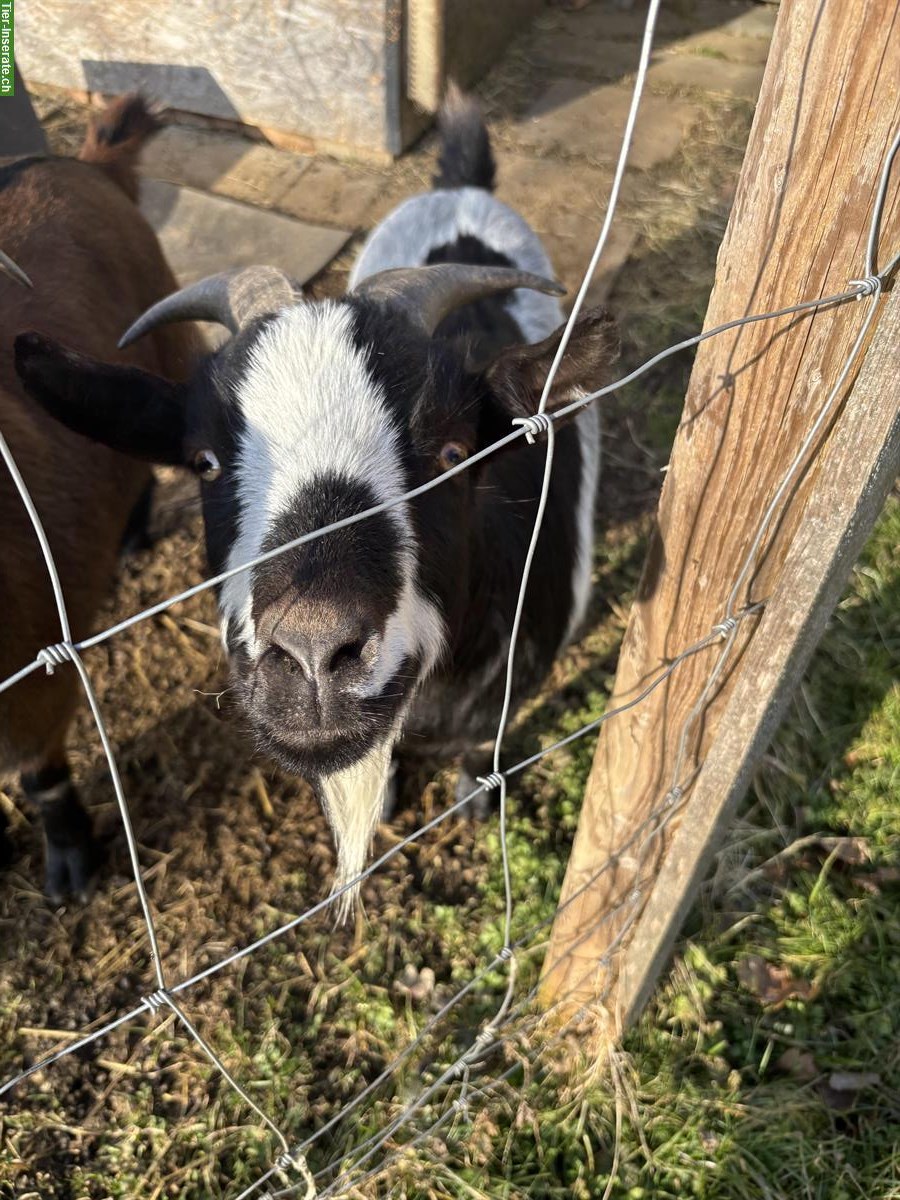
[[119, 474, 158, 555], [0, 804, 13, 868], [21, 761, 98, 902]]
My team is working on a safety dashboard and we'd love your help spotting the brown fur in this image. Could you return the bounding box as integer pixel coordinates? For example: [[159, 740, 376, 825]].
[[0, 96, 199, 780], [77, 94, 162, 203]]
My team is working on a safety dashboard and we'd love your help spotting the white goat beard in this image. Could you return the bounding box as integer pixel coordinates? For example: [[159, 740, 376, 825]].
[[319, 738, 395, 924]]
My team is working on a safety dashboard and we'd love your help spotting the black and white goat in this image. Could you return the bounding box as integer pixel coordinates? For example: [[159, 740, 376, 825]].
[[15, 91, 617, 909]]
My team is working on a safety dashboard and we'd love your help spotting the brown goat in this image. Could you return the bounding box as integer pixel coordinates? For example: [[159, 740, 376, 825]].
[[0, 96, 199, 900]]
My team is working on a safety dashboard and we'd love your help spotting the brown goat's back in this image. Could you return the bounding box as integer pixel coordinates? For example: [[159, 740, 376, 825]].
[[0, 102, 199, 773]]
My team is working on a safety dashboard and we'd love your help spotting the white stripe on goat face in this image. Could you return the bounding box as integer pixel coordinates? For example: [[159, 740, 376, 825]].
[[218, 300, 445, 684]]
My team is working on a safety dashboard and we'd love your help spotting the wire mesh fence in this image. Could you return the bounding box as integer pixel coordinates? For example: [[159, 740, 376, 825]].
[[1, 0, 899, 1195]]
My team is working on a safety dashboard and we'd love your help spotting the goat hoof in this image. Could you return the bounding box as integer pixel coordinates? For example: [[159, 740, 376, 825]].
[[44, 841, 97, 904]]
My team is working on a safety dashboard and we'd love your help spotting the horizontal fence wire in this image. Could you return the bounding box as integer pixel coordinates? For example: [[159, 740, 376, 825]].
[[1, 0, 899, 1191], [0, 283, 875, 704]]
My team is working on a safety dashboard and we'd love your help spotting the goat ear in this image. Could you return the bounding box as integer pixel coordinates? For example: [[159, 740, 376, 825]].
[[14, 332, 187, 466], [482, 308, 619, 440]]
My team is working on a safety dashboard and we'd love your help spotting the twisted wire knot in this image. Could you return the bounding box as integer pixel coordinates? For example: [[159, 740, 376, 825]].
[[850, 275, 882, 299], [474, 1028, 495, 1051], [712, 615, 738, 639], [452, 1097, 470, 1119], [498, 946, 514, 962], [664, 785, 684, 809], [143, 989, 170, 1014], [629, 888, 642, 905], [37, 642, 75, 675], [274, 1148, 316, 1197], [477, 772, 505, 792], [512, 412, 553, 444]]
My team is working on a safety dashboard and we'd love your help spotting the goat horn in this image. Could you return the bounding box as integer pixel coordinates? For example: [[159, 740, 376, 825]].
[[352, 264, 565, 335], [118, 265, 298, 348], [0, 250, 33, 288]]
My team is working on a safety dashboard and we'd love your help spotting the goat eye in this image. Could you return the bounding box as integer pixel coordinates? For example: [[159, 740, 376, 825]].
[[192, 449, 222, 481], [438, 441, 469, 472]]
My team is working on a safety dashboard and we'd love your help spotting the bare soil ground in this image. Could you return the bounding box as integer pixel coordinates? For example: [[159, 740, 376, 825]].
[[13, 6, 893, 1200]]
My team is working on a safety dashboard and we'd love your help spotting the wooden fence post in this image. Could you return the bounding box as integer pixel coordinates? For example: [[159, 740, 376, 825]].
[[540, 0, 900, 1023]]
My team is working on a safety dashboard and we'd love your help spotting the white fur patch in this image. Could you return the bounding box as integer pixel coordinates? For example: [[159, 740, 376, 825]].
[[564, 403, 601, 647], [350, 188, 564, 343], [219, 301, 444, 681], [358, 569, 444, 697], [319, 736, 395, 923]]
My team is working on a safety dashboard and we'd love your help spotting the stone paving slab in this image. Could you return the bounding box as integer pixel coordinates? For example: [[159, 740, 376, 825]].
[[495, 150, 636, 303], [141, 125, 397, 233], [527, 34, 649, 80], [496, 150, 613, 226], [525, 29, 768, 85], [517, 79, 699, 171], [275, 159, 398, 231], [140, 179, 350, 288], [550, 0, 768, 44], [554, 217, 637, 308], [140, 127, 313, 212], [647, 55, 765, 101], [717, 5, 779, 39], [663, 29, 771, 65]]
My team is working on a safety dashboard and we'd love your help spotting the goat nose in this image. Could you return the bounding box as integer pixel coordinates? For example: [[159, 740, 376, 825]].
[[269, 611, 378, 686]]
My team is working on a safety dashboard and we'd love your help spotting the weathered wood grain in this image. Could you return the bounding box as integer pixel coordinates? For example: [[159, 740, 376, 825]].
[[541, 0, 900, 1017], [18, 0, 397, 154], [617, 286, 900, 1026]]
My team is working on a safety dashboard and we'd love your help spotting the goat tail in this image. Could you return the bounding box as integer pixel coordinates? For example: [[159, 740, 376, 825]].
[[78, 94, 161, 203], [433, 81, 496, 192]]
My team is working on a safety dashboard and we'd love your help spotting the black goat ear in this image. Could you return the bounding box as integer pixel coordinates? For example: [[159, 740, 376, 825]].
[[14, 332, 188, 466], [482, 308, 619, 439]]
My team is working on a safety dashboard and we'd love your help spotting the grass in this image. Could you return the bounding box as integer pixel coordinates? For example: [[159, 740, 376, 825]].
[[355, 495, 900, 1200]]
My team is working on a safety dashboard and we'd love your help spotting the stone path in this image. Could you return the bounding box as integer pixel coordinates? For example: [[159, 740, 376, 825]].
[[35, 1, 777, 306], [140, 179, 348, 289]]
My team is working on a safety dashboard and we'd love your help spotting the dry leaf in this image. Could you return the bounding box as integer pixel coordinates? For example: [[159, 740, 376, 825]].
[[736, 955, 813, 1005], [776, 1047, 818, 1082]]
